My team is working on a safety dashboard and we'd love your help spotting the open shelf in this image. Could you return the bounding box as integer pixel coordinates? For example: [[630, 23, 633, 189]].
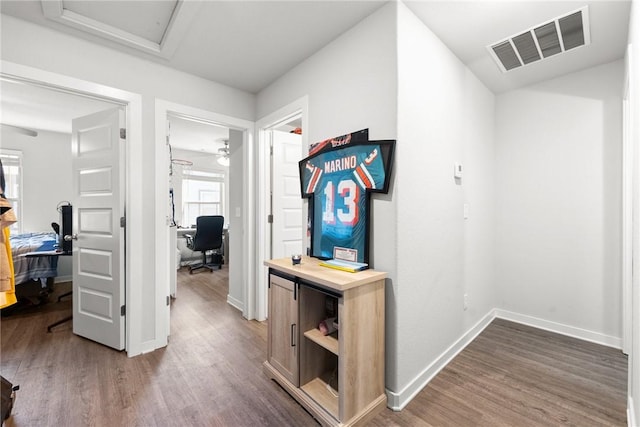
[[301, 377, 339, 420], [265, 259, 386, 426], [304, 328, 339, 355]]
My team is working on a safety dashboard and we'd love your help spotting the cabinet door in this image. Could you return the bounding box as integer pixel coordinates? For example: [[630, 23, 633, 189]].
[[268, 274, 299, 386]]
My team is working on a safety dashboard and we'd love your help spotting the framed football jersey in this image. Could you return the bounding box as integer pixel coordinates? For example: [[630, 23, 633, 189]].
[[308, 128, 368, 157], [299, 139, 395, 265]]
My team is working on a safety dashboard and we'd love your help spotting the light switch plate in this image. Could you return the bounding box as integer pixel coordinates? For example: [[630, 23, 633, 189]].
[[454, 162, 463, 179]]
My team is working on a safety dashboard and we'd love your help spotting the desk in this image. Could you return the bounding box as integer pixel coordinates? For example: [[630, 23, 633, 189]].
[[20, 239, 72, 332], [175, 227, 229, 267]]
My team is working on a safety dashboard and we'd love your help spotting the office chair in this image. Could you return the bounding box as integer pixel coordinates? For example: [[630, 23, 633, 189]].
[[184, 215, 224, 274]]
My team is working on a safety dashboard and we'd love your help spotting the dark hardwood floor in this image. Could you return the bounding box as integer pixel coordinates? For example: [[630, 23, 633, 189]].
[[371, 319, 628, 427], [1, 267, 628, 426]]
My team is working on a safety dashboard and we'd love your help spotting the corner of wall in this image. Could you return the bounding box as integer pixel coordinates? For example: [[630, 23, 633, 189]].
[[385, 309, 496, 410], [226, 295, 244, 312], [629, 0, 640, 421], [494, 309, 623, 349]]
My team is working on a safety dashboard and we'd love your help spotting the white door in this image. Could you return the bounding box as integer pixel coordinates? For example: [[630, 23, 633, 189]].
[[271, 130, 303, 259], [71, 108, 125, 350]]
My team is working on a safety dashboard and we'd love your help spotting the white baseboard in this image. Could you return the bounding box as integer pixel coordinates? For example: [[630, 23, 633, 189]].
[[55, 275, 72, 283], [129, 339, 159, 358], [494, 309, 622, 349], [629, 396, 638, 427], [226, 294, 244, 312], [385, 309, 497, 411]]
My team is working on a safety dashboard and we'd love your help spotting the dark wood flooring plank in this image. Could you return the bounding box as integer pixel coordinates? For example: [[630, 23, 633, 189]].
[[1, 270, 628, 426]]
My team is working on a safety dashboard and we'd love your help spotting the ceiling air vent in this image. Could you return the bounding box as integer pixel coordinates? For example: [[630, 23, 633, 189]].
[[488, 6, 590, 73]]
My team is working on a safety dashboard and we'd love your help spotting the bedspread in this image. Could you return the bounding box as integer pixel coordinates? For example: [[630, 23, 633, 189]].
[[9, 232, 59, 284]]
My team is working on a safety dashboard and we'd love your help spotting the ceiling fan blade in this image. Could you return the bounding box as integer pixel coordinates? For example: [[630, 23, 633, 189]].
[[1, 123, 38, 137]]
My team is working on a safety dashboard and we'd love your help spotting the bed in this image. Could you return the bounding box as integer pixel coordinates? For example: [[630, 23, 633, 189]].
[[9, 232, 60, 302]]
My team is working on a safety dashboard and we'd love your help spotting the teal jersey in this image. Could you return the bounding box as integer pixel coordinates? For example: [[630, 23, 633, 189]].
[[301, 143, 387, 263]]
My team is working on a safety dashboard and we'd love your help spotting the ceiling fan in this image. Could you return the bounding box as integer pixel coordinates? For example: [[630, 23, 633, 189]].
[[217, 140, 230, 166], [1, 123, 38, 137]]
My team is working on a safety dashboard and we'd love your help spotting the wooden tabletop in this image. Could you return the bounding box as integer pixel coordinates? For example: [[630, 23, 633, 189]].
[[264, 256, 386, 292]]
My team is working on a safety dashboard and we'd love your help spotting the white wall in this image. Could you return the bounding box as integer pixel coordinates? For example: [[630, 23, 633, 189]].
[[227, 129, 244, 310], [1, 14, 254, 352], [628, 0, 640, 423], [256, 4, 397, 144], [1, 129, 71, 232], [169, 147, 228, 228], [1, 128, 73, 279], [393, 2, 496, 405], [256, 0, 399, 389], [495, 61, 624, 343]]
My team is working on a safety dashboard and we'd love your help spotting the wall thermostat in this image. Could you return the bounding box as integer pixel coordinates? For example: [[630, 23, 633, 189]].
[[454, 162, 463, 179]]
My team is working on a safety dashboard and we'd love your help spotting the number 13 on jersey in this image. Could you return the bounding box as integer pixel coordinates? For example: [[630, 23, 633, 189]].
[[322, 179, 359, 226]]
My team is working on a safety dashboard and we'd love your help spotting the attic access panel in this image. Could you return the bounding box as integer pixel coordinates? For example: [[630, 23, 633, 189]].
[[488, 6, 591, 73], [61, 1, 177, 44], [41, 0, 201, 58]]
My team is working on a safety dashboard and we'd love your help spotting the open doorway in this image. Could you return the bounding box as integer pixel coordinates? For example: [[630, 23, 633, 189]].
[[622, 44, 632, 355], [268, 116, 304, 260], [0, 75, 129, 350], [256, 96, 309, 321], [155, 99, 254, 342], [166, 114, 231, 297]]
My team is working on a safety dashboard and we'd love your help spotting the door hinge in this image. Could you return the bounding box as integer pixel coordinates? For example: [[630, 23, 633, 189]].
[[166, 296, 170, 306], [120, 217, 126, 228], [120, 305, 126, 316], [267, 214, 273, 224], [120, 128, 126, 139]]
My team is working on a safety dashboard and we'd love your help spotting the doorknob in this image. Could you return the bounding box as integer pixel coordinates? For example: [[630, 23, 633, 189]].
[[64, 234, 78, 241]]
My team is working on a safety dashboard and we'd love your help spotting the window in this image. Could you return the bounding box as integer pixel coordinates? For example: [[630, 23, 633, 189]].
[[182, 169, 224, 228], [0, 149, 22, 233]]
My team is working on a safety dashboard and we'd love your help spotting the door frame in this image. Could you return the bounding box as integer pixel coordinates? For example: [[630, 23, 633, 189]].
[[0, 60, 144, 355], [623, 44, 632, 355], [255, 96, 308, 321], [154, 99, 253, 336]]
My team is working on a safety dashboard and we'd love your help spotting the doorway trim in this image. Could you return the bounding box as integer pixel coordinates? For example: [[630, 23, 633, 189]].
[[255, 96, 308, 321], [623, 44, 632, 356], [0, 60, 144, 355], [154, 99, 254, 338]]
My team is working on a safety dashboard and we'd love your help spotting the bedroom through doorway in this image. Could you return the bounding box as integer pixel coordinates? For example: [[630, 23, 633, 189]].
[[0, 76, 126, 348], [167, 114, 231, 295]]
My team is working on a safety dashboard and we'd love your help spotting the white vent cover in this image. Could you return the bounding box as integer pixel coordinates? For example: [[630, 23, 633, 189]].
[[488, 6, 590, 72]]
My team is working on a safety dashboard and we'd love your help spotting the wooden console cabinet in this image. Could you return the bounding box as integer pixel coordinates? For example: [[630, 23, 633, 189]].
[[264, 257, 387, 427]]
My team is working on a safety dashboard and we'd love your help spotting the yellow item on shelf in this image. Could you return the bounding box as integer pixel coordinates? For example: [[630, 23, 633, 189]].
[[0, 226, 17, 309], [319, 259, 368, 273]]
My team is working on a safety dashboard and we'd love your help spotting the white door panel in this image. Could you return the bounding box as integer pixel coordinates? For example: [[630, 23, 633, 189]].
[[272, 130, 303, 259], [72, 107, 125, 350]]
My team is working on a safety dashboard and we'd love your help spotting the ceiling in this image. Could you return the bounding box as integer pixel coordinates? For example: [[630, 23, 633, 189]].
[[0, 78, 229, 154], [0, 0, 631, 95], [0, 0, 389, 94], [168, 114, 229, 155], [0, 0, 632, 145], [0, 79, 115, 134], [404, 1, 631, 94]]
